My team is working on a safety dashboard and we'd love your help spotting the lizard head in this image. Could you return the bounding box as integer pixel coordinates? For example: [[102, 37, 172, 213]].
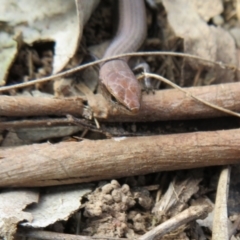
[[99, 60, 141, 114]]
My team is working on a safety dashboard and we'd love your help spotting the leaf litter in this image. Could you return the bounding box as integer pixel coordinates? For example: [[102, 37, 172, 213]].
[[1, 0, 240, 239]]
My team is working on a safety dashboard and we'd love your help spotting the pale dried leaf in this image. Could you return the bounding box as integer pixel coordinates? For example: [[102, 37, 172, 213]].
[[0, 189, 39, 240], [193, 0, 223, 21], [0, 0, 99, 78], [237, 0, 240, 21], [211, 26, 237, 83], [21, 90, 54, 98], [162, 0, 217, 62], [89, 41, 111, 60], [54, 78, 78, 97], [16, 126, 83, 142], [152, 177, 201, 218], [162, 0, 237, 83], [0, 32, 18, 86], [229, 28, 240, 48], [22, 185, 92, 228], [196, 198, 214, 230], [1, 132, 31, 147]]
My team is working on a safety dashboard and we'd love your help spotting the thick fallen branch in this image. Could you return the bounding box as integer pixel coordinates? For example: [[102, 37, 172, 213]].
[[1, 82, 240, 121], [1, 128, 240, 187]]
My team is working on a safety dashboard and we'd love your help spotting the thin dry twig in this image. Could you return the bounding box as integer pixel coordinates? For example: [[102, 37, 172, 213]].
[[212, 166, 231, 240], [0, 51, 238, 92], [67, 115, 112, 137], [138, 204, 210, 240], [0, 118, 76, 130]]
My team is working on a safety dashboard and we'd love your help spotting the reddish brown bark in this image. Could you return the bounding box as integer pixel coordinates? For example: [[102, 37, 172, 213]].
[[111, 81, 240, 122], [0, 128, 240, 187], [1, 82, 240, 121], [0, 96, 84, 117]]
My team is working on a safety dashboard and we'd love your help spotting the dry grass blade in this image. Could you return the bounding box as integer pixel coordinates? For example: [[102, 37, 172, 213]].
[[212, 166, 231, 240], [0, 51, 238, 92]]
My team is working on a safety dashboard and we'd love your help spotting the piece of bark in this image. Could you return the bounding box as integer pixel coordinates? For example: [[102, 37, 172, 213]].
[[1, 128, 240, 187], [1, 82, 240, 121]]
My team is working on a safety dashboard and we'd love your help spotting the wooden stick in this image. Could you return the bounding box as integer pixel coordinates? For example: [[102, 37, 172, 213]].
[[1, 129, 240, 187], [0, 118, 76, 130], [138, 204, 210, 240], [0, 96, 85, 117], [113, 81, 240, 122], [1, 82, 240, 121]]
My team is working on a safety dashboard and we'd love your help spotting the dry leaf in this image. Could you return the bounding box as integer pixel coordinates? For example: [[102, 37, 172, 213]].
[[152, 177, 202, 218], [16, 126, 83, 142], [162, 0, 237, 83], [0, 0, 99, 81], [1, 132, 31, 147], [196, 198, 214, 230], [237, 0, 240, 21], [193, 0, 223, 21], [0, 32, 18, 86], [230, 28, 240, 48], [0, 189, 39, 240], [22, 185, 92, 228]]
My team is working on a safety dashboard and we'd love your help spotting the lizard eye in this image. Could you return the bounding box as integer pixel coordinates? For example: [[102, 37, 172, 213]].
[[110, 95, 118, 104]]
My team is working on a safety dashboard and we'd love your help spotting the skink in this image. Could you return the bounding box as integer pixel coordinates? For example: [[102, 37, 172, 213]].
[[99, 0, 147, 113]]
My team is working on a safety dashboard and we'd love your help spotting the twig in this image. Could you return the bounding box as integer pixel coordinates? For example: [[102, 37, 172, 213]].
[[143, 73, 240, 118], [0, 118, 76, 130], [2, 81, 240, 122], [0, 96, 85, 117], [138, 204, 210, 240], [212, 166, 231, 240], [68, 115, 142, 137], [1, 128, 240, 187], [17, 229, 128, 240], [67, 115, 112, 137], [0, 51, 238, 92], [108, 81, 240, 122]]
